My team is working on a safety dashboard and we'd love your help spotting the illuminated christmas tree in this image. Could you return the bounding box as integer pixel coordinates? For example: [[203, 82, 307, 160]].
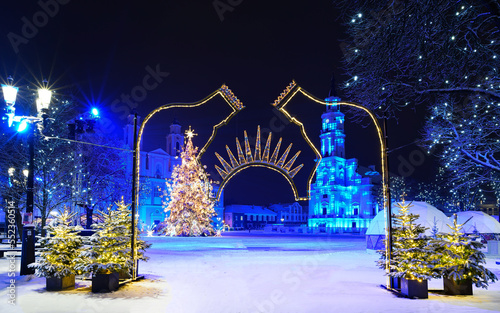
[[379, 195, 436, 281], [29, 208, 83, 278], [77, 199, 150, 275], [434, 214, 497, 288], [165, 127, 216, 237]]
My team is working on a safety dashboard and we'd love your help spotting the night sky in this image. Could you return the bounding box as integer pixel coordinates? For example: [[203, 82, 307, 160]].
[[0, 1, 435, 206]]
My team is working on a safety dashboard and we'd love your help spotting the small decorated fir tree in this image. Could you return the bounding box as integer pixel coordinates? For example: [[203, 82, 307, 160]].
[[434, 214, 497, 288], [77, 199, 150, 275], [29, 208, 84, 278], [165, 127, 216, 237], [379, 195, 436, 281]]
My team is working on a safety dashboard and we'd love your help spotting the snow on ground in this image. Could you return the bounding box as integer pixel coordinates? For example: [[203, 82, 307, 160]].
[[1, 231, 500, 313]]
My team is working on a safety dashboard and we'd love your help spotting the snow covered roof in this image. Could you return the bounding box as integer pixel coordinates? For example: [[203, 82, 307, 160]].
[[366, 201, 451, 236], [225, 205, 277, 215], [455, 211, 500, 234], [149, 148, 169, 155]]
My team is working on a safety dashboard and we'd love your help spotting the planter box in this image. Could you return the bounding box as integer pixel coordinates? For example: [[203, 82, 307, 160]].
[[401, 278, 428, 299], [46, 275, 75, 291], [444, 277, 473, 295], [390, 276, 401, 290], [119, 269, 131, 280], [92, 272, 119, 293]]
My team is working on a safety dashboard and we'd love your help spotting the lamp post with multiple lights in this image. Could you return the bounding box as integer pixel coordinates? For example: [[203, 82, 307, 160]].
[[1, 76, 52, 275]]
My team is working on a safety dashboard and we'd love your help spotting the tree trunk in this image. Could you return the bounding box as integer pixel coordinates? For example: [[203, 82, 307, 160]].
[[41, 217, 46, 238], [86, 206, 93, 229]]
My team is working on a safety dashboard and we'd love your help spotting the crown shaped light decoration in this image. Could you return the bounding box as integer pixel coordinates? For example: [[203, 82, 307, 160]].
[[215, 125, 303, 181]]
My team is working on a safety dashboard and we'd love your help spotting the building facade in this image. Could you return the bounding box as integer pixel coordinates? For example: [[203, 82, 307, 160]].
[[268, 202, 308, 226], [224, 204, 277, 229], [308, 97, 377, 233]]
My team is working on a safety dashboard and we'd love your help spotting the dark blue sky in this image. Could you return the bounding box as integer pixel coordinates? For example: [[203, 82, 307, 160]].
[[0, 1, 433, 205]]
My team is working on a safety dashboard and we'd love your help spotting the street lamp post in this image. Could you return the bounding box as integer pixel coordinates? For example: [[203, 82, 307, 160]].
[[2, 77, 52, 275]]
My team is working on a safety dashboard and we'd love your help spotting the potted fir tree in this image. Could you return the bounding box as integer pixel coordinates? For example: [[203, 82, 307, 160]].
[[379, 196, 437, 298], [433, 214, 497, 295], [29, 209, 83, 291], [76, 199, 150, 292]]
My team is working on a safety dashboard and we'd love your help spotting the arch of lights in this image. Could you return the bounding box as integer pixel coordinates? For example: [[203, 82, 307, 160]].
[[133, 81, 391, 287], [132, 85, 244, 279], [213, 81, 390, 286]]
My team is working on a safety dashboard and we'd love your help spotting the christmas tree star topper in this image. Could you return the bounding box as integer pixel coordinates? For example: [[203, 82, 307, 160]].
[[185, 126, 197, 139]]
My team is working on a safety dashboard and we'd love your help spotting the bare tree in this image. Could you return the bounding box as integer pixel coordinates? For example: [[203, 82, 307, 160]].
[[71, 130, 130, 228], [338, 0, 500, 202], [0, 91, 77, 236]]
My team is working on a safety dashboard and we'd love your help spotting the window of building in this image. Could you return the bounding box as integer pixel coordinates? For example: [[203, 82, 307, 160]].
[[352, 222, 357, 229], [153, 186, 162, 198], [323, 194, 328, 199], [155, 164, 162, 179], [354, 208, 358, 215]]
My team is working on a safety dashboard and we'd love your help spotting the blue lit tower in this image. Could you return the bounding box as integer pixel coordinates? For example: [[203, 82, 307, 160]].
[[320, 97, 345, 158], [308, 79, 376, 233]]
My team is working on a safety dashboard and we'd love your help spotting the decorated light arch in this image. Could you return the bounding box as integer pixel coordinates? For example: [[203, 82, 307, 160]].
[[132, 81, 392, 288], [131, 85, 245, 279], [212, 81, 391, 286]]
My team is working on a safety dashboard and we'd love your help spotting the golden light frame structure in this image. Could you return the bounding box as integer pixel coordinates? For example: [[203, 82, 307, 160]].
[[134, 84, 245, 191], [270, 80, 391, 288], [132, 85, 244, 278], [214, 125, 305, 201]]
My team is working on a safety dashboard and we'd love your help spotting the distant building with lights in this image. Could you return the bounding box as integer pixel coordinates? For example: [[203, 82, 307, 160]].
[[224, 204, 277, 230], [308, 96, 378, 233], [268, 202, 308, 226], [124, 116, 224, 230]]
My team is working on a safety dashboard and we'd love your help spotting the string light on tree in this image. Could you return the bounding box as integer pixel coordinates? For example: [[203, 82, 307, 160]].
[[29, 208, 83, 278], [164, 128, 216, 237]]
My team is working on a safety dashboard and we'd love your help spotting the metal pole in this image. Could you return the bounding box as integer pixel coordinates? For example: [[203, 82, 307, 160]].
[[20, 124, 36, 275], [27, 125, 35, 215], [383, 118, 393, 288], [131, 112, 138, 280]]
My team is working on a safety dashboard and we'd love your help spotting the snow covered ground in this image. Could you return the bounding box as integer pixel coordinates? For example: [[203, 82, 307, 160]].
[[1, 231, 500, 313]]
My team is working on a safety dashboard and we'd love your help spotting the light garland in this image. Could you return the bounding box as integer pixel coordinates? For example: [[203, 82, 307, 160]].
[[214, 126, 303, 201]]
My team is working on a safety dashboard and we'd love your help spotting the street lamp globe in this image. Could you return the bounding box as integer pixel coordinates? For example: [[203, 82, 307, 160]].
[[1, 84, 19, 106], [37, 88, 52, 111]]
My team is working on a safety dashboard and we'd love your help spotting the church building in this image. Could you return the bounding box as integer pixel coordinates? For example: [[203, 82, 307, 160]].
[[124, 116, 183, 229], [308, 95, 378, 233]]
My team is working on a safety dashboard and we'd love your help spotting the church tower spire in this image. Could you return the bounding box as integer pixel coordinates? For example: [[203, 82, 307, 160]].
[[319, 74, 345, 158], [166, 118, 183, 156]]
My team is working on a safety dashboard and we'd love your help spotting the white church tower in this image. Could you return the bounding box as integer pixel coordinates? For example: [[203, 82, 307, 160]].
[[166, 118, 183, 157]]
